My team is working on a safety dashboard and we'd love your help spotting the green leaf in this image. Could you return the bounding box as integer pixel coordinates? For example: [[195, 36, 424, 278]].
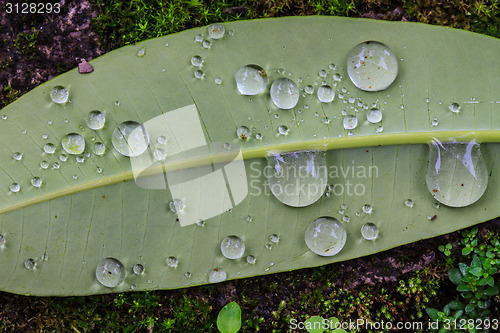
[[462, 247, 473, 256], [471, 255, 482, 269], [484, 286, 499, 296], [459, 263, 469, 276], [465, 303, 476, 314], [446, 299, 465, 310], [448, 268, 463, 285], [457, 284, 471, 292], [217, 302, 241, 333], [425, 308, 440, 321], [0, 17, 499, 296], [477, 276, 494, 286], [469, 267, 483, 277]]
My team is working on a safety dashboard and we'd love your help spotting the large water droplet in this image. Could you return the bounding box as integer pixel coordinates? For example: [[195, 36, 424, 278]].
[[208, 23, 225, 39], [236, 126, 251, 140], [208, 268, 227, 283], [86, 111, 106, 130], [347, 41, 398, 91], [9, 183, 20, 193], [133, 264, 144, 275], [50, 86, 69, 104], [93, 142, 106, 155], [343, 115, 358, 130], [449, 103, 461, 113], [317, 85, 335, 103], [166, 256, 178, 268], [31, 177, 42, 188], [111, 121, 149, 157], [44, 143, 56, 154], [25, 258, 36, 270], [361, 223, 379, 240], [426, 139, 488, 207], [62, 133, 85, 155], [220, 235, 245, 259], [191, 55, 203, 67], [96, 258, 125, 287], [304, 217, 347, 256], [267, 151, 327, 207], [169, 199, 184, 213], [367, 108, 382, 123], [270, 78, 299, 109], [234, 65, 267, 95]]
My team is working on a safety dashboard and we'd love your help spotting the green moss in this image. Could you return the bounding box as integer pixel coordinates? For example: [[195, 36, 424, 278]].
[[13, 29, 39, 57]]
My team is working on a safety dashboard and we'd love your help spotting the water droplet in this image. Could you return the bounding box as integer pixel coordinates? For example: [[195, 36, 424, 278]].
[[246, 255, 256, 264], [362, 204, 373, 214], [271, 78, 299, 109], [133, 264, 144, 275], [202, 40, 211, 48], [317, 85, 335, 103], [50, 86, 69, 104], [208, 23, 225, 39], [220, 235, 245, 259], [41, 134, 48, 140], [0, 235, 5, 248], [96, 258, 125, 287], [322, 117, 331, 124], [276, 125, 289, 136], [114, 101, 120, 106], [169, 199, 184, 213], [10, 183, 20, 193], [305, 85, 314, 94], [405, 199, 414, 208], [40, 161, 49, 169], [342, 216, 351, 223], [431, 117, 439, 127], [59, 154, 68, 162], [245, 215, 253, 222], [25, 258, 36, 270], [255, 133, 263, 140], [96, 167, 102, 173], [86, 111, 105, 130], [267, 151, 328, 207], [196, 219, 205, 227], [214, 77, 222, 85], [157, 136, 167, 145], [61, 133, 85, 155], [329, 64, 336, 70], [93, 142, 106, 155], [449, 103, 461, 113], [236, 126, 251, 140], [433, 202, 440, 209], [234, 65, 267, 95], [52, 162, 60, 169], [1, 115, 7, 120], [343, 115, 358, 130], [185, 272, 192, 278], [76, 155, 85, 163], [13, 152, 22, 161], [265, 244, 272, 250], [191, 55, 203, 67], [194, 70, 205, 79], [111, 121, 149, 157], [319, 69, 327, 77], [348, 97, 355, 104], [270, 234, 280, 243], [376, 126, 384, 133], [304, 217, 347, 256], [347, 41, 398, 91], [31, 177, 42, 188], [136, 47, 146, 57], [153, 148, 166, 162], [361, 223, 379, 240], [194, 34, 203, 42], [333, 73, 342, 81], [72, 175, 78, 180], [166, 256, 178, 268], [367, 108, 382, 123], [426, 140, 488, 207], [208, 268, 227, 283]]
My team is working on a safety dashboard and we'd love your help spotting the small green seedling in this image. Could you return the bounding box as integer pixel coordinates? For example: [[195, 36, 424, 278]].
[[217, 301, 241, 333]]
